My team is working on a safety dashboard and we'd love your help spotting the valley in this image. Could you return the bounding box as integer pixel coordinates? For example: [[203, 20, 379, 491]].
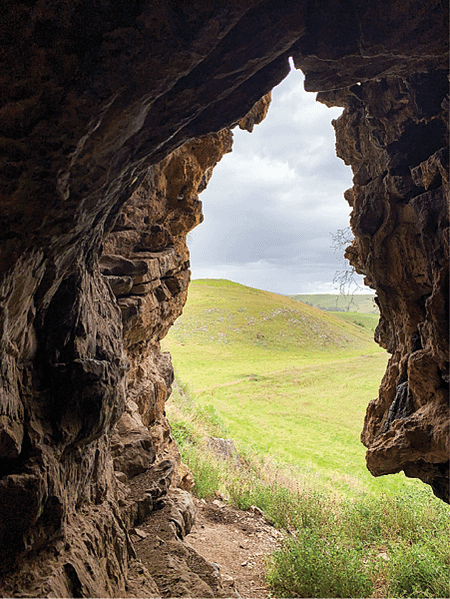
[[163, 279, 416, 496]]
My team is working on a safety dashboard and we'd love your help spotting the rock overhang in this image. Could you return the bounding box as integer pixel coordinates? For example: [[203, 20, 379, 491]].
[[0, 1, 448, 596]]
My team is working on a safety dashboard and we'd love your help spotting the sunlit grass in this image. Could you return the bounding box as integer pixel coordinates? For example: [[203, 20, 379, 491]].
[[163, 279, 416, 495], [168, 384, 450, 599]]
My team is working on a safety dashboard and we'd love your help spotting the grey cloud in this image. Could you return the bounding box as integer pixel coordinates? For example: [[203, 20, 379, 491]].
[[188, 66, 365, 295]]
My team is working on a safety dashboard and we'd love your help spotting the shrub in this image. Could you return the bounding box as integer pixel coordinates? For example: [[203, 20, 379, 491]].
[[181, 444, 224, 499], [266, 529, 375, 598], [386, 538, 450, 598], [193, 403, 226, 437], [170, 420, 199, 449], [342, 488, 449, 547], [227, 478, 298, 529]]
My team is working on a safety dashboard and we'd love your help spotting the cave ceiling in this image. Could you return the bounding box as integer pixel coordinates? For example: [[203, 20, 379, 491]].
[[0, 1, 448, 596]]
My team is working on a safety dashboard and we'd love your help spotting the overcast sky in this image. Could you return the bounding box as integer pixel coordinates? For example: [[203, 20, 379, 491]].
[[189, 63, 367, 295]]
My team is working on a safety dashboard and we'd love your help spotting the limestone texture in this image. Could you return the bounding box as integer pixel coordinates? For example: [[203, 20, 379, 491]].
[[0, 1, 448, 596]]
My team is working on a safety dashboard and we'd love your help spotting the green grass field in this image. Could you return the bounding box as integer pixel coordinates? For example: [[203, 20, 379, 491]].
[[290, 293, 378, 314], [332, 311, 380, 332], [163, 279, 418, 496], [170, 386, 449, 599]]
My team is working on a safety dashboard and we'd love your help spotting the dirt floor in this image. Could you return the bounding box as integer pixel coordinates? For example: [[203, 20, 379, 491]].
[[184, 498, 283, 598]]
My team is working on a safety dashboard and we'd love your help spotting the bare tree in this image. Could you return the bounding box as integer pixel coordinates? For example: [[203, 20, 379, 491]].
[[330, 227, 362, 297]]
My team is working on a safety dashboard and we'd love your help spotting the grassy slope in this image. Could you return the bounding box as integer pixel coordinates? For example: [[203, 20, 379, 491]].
[[332, 311, 380, 332], [290, 293, 378, 314], [164, 279, 417, 496]]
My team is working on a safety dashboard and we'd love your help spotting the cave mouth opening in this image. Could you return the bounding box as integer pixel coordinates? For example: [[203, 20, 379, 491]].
[[188, 61, 361, 297], [162, 65, 413, 499], [0, 6, 448, 595]]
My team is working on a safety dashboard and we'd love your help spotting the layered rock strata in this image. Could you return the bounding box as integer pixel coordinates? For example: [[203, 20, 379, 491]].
[[0, 1, 448, 596], [105, 127, 235, 488]]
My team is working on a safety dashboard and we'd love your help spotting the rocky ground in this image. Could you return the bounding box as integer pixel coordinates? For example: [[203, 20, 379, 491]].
[[128, 475, 283, 599], [185, 498, 283, 599]]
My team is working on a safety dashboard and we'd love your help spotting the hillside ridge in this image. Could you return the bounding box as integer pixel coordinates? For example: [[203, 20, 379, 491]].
[[289, 292, 377, 314], [173, 279, 377, 353]]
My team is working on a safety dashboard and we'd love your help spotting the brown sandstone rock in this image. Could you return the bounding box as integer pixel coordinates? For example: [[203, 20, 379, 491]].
[[319, 70, 449, 501], [0, 1, 448, 596]]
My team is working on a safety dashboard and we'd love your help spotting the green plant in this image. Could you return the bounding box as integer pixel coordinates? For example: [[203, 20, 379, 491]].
[[342, 488, 450, 547], [170, 420, 199, 449], [262, 486, 449, 598], [266, 529, 375, 598], [181, 444, 224, 499], [193, 403, 226, 437], [227, 477, 298, 529], [386, 538, 450, 598]]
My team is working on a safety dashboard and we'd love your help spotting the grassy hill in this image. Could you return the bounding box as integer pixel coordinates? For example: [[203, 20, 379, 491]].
[[289, 293, 378, 314], [332, 311, 380, 333], [164, 279, 417, 496], [169, 279, 376, 354]]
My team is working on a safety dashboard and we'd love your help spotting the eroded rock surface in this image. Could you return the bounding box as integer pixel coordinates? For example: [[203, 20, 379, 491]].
[[0, 1, 448, 596], [319, 70, 449, 501]]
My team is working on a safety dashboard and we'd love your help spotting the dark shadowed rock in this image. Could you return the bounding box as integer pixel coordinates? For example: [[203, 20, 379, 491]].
[[0, 1, 448, 596]]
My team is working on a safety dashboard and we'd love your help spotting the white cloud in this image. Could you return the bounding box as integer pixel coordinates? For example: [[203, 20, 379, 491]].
[[230, 154, 297, 185], [188, 65, 360, 295]]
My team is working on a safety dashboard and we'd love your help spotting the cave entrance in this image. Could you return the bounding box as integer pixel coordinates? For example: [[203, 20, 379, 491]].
[[189, 61, 358, 295], [163, 64, 408, 498]]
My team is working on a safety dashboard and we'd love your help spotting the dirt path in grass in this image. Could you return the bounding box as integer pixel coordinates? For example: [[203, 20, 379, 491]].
[[185, 497, 283, 598], [195, 355, 380, 393], [195, 368, 300, 393]]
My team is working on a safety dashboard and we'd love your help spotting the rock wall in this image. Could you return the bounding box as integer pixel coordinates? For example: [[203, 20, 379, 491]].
[[318, 71, 449, 501], [104, 127, 235, 484], [0, 1, 448, 596]]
